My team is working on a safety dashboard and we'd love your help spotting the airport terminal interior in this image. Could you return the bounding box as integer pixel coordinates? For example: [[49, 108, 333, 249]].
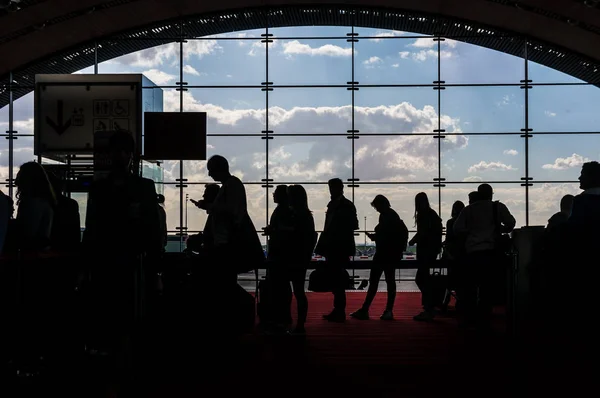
[[0, 0, 599, 396]]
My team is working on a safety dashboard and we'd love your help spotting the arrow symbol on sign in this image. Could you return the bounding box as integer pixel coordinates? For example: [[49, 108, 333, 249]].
[[46, 100, 72, 135]]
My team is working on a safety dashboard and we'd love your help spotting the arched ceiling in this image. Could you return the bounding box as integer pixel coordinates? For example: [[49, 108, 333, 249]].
[[1, 0, 600, 107]]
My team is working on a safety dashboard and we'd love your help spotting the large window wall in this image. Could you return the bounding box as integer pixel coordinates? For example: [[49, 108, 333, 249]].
[[1, 25, 597, 252]]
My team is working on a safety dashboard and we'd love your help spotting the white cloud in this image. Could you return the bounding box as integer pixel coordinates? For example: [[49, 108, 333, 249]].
[[468, 161, 517, 173], [392, 63, 400, 68], [463, 176, 483, 182], [142, 69, 176, 85], [162, 91, 466, 182], [399, 51, 410, 59], [363, 56, 383, 68], [504, 149, 519, 156], [412, 49, 454, 62], [113, 40, 221, 67], [411, 38, 436, 48], [226, 74, 233, 78], [542, 153, 589, 170], [544, 110, 556, 117], [282, 40, 354, 58], [410, 38, 458, 48], [183, 65, 202, 76], [372, 30, 406, 42]]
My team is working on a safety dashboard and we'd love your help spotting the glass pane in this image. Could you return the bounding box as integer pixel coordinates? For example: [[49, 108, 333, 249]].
[[102, 41, 180, 78], [442, 86, 524, 133], [354, 135, 438, 182], [528, 183, 580, 227], [184, 37, 265, 86], [71, 192, 88, 228], [269, 38, 352, 85], [162, 160, 180, 183], [355, 87, 439, 134], [442, 183, 525, 227], [530, 134, 600, 181], [355, 37, 436, 85], [269, 135, 352, 183], [527, 41, 586, 84], [441, 38, 524, 84], [268, 88, 350, 134], [185, 88, 265, 134], [529, 85, 600, 132], [183, 136, 266, 183], [270, 26, 350, 39], [13, 136, 36, 170], [442, 134, 524, 183], [0, 133, 8, 187]]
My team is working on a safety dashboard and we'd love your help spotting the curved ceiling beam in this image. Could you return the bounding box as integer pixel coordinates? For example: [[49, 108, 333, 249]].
[[1, 0, 600, 79]]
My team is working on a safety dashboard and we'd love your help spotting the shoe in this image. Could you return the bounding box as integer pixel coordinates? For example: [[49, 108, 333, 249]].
[[323, 311, 346, 323], [350, 308, 370, 320], [380, 310, 394, 321], [413, 311, 434, 322]]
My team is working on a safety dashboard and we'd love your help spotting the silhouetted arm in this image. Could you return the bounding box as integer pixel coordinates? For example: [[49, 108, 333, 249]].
[[499, 202, 516, 233]]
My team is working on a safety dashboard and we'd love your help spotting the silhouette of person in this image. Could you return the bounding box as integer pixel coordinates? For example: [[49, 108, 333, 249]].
[[82, 130, 161, 358], [453, 183, 516, 330], [196, 155, 263, 276], [285, 184, 316, 334], [262, 185, 294, 331], [409, 192, 443, 322], [189, 183, 220, 255], [0, 189, 11, 255], [315, 178, 359, 322], [468, 191, 480, 205], [157, 194, 167, 252], [14, 162, 57, 251], [46, 169, 81, 253], [350, 195, 408, 321], [443, 200, 466, 312]]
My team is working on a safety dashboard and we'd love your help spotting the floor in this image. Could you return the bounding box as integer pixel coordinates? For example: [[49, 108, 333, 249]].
[[4, 291, 591, 397]]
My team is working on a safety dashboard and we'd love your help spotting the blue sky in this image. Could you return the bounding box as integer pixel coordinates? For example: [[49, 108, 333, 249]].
[[0, 26, 597, 239]]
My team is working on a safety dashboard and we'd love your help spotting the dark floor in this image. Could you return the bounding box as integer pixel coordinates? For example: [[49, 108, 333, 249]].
[[3, 292, 592, 397]]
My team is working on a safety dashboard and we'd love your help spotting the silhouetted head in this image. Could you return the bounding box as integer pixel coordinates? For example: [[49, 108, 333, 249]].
[[15, 161, 56, 206], [579, 161, 600, 190], [288, 185, 310, 211], [371, 194, 391, 213], [207, 155, 230, 183], [414, 192, 431, 225], [560, 194, 575, 214], [414, 192, 431, 213], [477, 183, 494, 201], [451, 200, 465, 218], [273, 185, 288, 205], [328, 178, 344, 199], [203, 183, 220, 204], [109, 130, 135, 173], [468, 191, 480, 205], [157, 194, 165, 205]]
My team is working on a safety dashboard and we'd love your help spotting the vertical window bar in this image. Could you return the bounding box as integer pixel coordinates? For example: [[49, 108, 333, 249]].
[[437, 35, 442, 218], [265, 21, 271, 238], [524, 43, 530, 227], [179, 22, 185, 252], [8, 71, 14, 198]]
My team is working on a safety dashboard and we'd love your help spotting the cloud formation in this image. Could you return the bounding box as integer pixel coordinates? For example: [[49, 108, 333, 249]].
[[542, 153, 589, 170], [468, 161, 517, 173], [504, 149, 518, 156], [282, 40, 354, 58]]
